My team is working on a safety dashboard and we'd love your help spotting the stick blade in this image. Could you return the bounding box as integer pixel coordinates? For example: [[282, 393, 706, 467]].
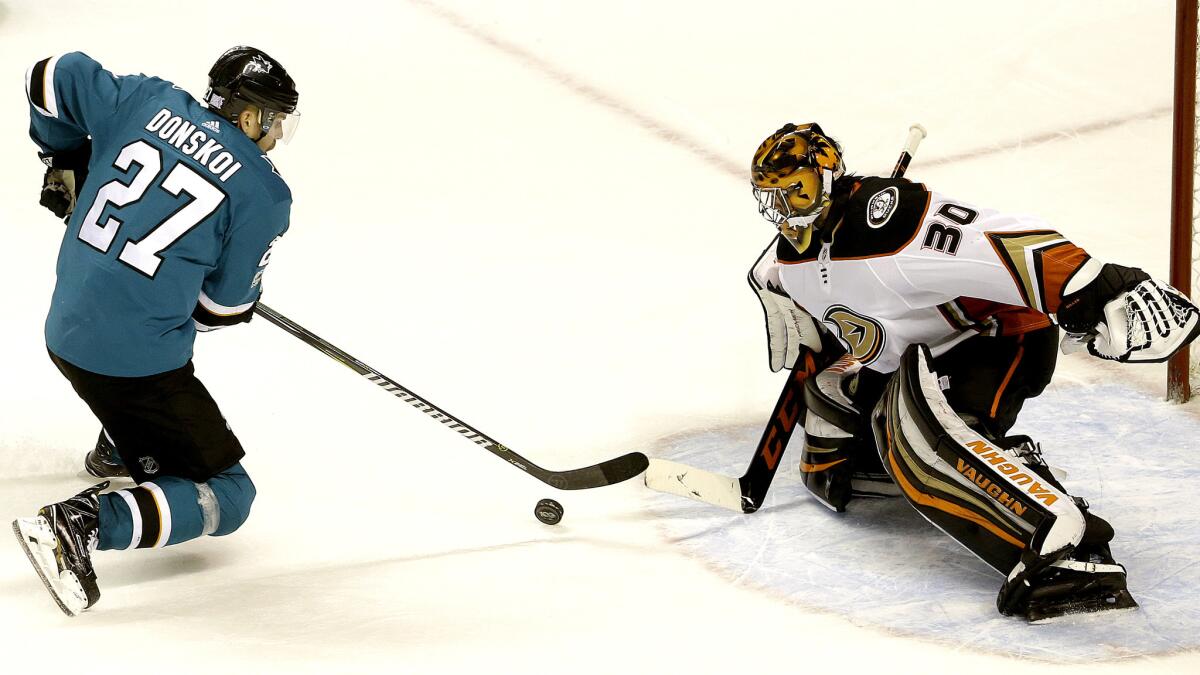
[[543, 452, 649, 490], [643, 458, 745, 512]]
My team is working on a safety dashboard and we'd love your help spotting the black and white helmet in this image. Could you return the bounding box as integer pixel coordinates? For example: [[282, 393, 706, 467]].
[[204, 46, 300, 143]]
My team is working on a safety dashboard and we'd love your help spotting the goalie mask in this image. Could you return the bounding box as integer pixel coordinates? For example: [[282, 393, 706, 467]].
[[751, 123, 845, 252]]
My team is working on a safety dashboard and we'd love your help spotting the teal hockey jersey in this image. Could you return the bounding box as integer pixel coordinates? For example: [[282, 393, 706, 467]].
[[27, 52, 290, 376]]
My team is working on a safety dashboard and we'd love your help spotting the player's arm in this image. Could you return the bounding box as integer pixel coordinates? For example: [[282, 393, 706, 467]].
[[26, 52, 126, 221], [953, 219, 1199, 362], [902, 205, 1199, 362], [195, 200, 290, 332]]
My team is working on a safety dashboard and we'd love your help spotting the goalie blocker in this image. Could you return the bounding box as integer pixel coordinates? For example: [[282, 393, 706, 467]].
[[870, 344, 1136, 620]]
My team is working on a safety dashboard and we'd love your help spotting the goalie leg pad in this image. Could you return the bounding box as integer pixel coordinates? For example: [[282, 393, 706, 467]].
[[870, 344, 1086, 575], [872, 344, 1135, 619]]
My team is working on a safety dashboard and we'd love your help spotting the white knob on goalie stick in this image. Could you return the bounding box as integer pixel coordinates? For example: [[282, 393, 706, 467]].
[[905, 124, 927, 153]]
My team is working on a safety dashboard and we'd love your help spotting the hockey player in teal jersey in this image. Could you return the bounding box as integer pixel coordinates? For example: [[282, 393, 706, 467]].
[[12, 47, 300, 616]]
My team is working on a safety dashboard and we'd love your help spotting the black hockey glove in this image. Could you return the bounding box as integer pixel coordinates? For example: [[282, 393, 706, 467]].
[[1058, 263, 1199, 362], [40, 169, 75, 221], [1056, 263, 1148, 334], [38, 142, 91, 224]]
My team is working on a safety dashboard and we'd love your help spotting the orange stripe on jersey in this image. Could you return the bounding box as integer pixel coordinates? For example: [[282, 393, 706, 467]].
[[990, 335, 1026, 419], [985, 230, 1090, 313], [1038, 244, 1090, 314], [956, 297, 1052, 336]]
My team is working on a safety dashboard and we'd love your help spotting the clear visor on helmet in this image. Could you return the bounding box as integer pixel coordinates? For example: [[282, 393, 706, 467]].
[[261, 108, 301, 144]]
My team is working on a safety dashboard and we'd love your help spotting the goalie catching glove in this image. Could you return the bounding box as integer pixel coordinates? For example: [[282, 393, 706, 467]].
[[1057, 260, 1200, 363]]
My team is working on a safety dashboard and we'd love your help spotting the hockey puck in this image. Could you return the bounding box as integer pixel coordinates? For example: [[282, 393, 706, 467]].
[[534, 498, 563, 525]]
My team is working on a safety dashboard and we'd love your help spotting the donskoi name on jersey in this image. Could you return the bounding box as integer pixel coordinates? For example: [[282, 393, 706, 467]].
[[144, 108, 242, 183]]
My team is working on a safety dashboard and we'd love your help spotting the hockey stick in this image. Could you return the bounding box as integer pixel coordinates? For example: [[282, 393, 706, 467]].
[[644, 124, 928, 513], [254, 303, 649, 490]]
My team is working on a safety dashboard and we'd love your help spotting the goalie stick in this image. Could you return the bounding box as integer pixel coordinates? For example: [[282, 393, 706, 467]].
[[254, 303, 649, 490], [644, 124, 928, 513]]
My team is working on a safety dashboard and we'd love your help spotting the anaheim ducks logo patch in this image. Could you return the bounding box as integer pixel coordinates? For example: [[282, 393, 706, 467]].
[[867, 187, 899, 229], [823, 305, 886, 364]]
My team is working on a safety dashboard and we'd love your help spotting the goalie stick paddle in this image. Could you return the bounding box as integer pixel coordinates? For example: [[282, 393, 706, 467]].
[[254, 303, 649, 490], [644, 124, 928, 513]]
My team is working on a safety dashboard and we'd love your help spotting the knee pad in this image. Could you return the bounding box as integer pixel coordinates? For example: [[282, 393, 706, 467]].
[[198, 463, 257, 537], [871, 344, 1087, 574]]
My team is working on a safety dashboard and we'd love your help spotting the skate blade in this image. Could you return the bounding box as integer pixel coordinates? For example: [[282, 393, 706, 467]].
[[11, 519, 86, 617], [1027, 590, 1139, 623], [76, 469, 132, 485]]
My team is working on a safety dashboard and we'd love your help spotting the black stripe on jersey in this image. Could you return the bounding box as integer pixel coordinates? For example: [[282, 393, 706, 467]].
[[936, 301, 1002, 336], [771, 177, 930, 264], [936, 301, 975, 331], [775, 233, 807, 263], [29, 58, 50, 111], [829, 177, 931, 260], [129, 486, 162, 549], [192, 301, 255, 329]]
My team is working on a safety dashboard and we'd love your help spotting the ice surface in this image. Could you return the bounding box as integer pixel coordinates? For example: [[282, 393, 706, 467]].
[[647, 382, 1200, 662], [1, 0, 1198, 673]]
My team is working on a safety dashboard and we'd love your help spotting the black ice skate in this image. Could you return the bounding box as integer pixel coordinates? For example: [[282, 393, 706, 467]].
[[997, 504, 1138, 621], [84, 430, 128, 479], [1023, 557, 1137, 622], [11, 481, 109, 616]]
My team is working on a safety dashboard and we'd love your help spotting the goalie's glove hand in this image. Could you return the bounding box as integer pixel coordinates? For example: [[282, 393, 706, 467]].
[[1079, 279, 1200, 363], [749, 265, 823, 372]]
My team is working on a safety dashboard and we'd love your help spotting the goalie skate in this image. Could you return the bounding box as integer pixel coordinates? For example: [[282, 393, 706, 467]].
[[998, 543, 1138, 623], [1019, 557, 1139, 622], [11, 482, 107, 617]]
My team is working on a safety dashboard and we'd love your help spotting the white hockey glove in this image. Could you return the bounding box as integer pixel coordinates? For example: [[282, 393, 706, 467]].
[[748, 260, 823, 372], [1072, 279, 1200, 363]]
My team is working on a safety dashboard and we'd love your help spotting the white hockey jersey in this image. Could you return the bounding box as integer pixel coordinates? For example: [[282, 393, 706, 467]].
[[751, 177, 1092, 374]]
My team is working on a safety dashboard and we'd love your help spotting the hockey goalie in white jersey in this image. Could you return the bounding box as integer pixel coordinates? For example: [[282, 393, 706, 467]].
[[748, 123, 1200, 621]]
